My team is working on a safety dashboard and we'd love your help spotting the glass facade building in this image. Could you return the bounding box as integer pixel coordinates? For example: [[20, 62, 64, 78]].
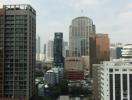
[[53, 32, 63, 67], [69, 16, 95, 57]]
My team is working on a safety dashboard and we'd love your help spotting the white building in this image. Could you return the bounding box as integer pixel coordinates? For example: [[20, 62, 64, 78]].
[[99, 59, 132, 100], [122, 44, 132, 58], [44, 68, 64, 85], [44, 70, 56, 85]]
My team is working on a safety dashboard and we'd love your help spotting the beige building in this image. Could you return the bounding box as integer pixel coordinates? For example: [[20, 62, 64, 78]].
[[64, 57, 90, 74], [64, 57, 83, 71]]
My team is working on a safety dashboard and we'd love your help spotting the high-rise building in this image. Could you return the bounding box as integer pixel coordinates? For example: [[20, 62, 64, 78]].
[[110, 43, 123, 60], [43, 43, 46, 61], [69, 16, 96, 57], [93, 44, 132, 100], [46, 40, 54, 61], [0, 5, 36, 99], [36, 36, 40, 54], [69, 16, 96, 77], [99, 59, 132, 100], [63, 41, 68, 57], [36, 36, 40, 61], [53, 32, 63, 67], [96, 33, 110, 63]]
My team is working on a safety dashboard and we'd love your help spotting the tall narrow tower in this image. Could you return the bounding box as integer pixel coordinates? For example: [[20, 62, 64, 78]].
[[0, 4, 36, 99], [53, 32, 63, 67], [36, 36, 40, 60]]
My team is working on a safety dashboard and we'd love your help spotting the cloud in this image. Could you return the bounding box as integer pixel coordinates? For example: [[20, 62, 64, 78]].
[[70, 0, 99, 9], [0, 0, 4, 7], [127, 3, 132, 8], [116, 11, 132, 32], [1, 0, 30, 5]]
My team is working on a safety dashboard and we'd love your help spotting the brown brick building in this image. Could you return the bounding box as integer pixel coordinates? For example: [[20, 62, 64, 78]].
[[96, 33, 110, 63]]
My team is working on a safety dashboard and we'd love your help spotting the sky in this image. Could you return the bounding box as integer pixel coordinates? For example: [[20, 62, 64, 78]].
[[1, 0, 132, 47]]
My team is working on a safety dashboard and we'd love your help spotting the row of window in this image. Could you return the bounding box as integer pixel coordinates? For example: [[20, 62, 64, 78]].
[[109, 69, 132, 72]]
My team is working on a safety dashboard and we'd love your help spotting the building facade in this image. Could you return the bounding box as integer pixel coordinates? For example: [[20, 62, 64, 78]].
[[121, 44, 132, 58], [36, 36, 40, 60], [69, 16, 95, 57], [96, 33, 110, 63], [0, 5, 36, 99], [69, 16, 96, 77], [110, 43, 123, 60], [46, 40, 54, 61], [99, 59, 132, 100], [53, 32, 64, 67]]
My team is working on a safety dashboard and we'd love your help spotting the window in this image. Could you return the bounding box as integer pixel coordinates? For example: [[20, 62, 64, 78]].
[[109, 69, 113, 72], [115, 69, 119, 71]]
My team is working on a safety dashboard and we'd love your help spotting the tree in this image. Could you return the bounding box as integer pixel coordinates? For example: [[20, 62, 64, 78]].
[[59, 80, 68, 95]]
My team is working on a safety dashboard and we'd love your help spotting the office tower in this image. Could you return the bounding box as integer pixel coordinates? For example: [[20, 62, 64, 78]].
[[0, 5, 36, 99], [69, 16, 96, 57], [110, 43, 123, 60], [63, 41, 68, 57], [36, 36, 40, 54], [43, 44, 46, 61], [69, 16, 96, 77], [93, 44, 132, 100], [36, 36, 40, 61], [53, 32, 63, 67], [96, 33, 110, 63], [46, 40, 53, 61], [44, 44, 46, 55], [99, 60, 132, 100]]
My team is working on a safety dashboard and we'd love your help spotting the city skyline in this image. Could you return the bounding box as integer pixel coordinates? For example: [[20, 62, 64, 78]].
[[1, 0, 132, 44]]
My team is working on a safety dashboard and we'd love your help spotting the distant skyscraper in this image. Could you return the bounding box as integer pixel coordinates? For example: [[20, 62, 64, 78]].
[[110, 43, 123, 60], [44, 43, 46, 60], [0, 5, 36, 99], [69, 16, 96, 57], [96, 33, 110, 63], [36, 36, 40, 60], [53, 32, 64, 67], [63, 41, 68, 57], [36, 36, 40, 54], [47, 40, 54, 61]]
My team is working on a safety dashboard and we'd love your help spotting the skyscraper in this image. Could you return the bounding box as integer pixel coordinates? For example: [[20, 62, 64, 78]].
[[36, 36, 40, 54], [47, 40, 54, 61], [63, 41, 68, 57], [69, 16, 96, 77], [43, 43, 46, 61], [53, 32, 63, 67], [36, 36, 40, 60], [69, 16, 96, 57], [96, 33, 110, 63], [0, 5, 36, 99]]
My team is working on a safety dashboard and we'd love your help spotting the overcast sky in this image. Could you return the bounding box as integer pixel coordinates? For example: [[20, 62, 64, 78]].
[[1, 0, 132, 47]]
